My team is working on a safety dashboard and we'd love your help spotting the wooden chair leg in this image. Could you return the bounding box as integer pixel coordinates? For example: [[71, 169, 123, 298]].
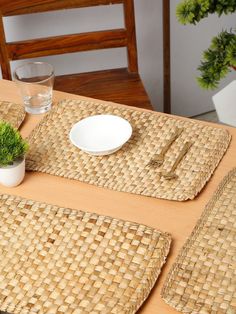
[[163, 0, 171, 114]]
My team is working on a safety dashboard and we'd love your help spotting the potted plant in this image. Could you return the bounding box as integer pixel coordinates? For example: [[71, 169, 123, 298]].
[[176, 0, 236, 125], [0, 121, 29, 187]]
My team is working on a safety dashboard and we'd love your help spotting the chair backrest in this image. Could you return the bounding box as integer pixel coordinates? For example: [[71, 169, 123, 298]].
[[0, 0, 138, 80]]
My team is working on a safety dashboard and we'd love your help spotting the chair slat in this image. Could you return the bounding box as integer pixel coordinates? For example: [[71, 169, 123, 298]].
[[7, 29, 127, 60], [0, 0, 124, 16]]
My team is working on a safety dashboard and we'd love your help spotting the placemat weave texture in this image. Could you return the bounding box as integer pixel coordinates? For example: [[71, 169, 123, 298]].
[[26, 99, 231, 201], [0, 101, 25, 129], [162, 168, 236, 313], [0, 194, 171, 314]]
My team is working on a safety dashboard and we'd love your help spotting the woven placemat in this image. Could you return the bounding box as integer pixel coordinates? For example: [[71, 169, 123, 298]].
[[0, 101, 25, 129], [26, 99, 231, 201], [0, 194, 171, 314], [162, 168, 236, 313]]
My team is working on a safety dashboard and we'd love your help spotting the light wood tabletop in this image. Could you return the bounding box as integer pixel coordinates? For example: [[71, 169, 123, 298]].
[[0, 79, 235, 314]]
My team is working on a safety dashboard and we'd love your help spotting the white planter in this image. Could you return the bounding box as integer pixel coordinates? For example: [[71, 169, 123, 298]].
[[212, 80, 236, 127], [0, 158, 25, 187]]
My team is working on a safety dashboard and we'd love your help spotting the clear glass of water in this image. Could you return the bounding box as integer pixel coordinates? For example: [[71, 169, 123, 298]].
[[14, 62, 54, 114]]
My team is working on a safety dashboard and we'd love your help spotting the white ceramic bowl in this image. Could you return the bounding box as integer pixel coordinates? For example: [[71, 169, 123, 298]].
[[69, 114, 132, 155]]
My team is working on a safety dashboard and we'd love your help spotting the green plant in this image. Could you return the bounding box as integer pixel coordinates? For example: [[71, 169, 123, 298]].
[[0, 121, 29, 167], [176, 0, 236, 89]]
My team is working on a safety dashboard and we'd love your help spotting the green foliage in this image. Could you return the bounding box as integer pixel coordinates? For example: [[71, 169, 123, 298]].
[[177, 0, 236, 25], [197, 30, 236, 89], [0, 121, 29, 167], [176, 0, 236, 89]]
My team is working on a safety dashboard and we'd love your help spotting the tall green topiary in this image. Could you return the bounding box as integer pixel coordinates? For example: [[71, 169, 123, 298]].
[[0, 121, 29, 167], [176, 0, 236, 89]]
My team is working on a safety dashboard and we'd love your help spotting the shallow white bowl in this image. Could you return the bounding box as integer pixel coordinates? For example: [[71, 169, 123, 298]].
[[69, 114, 132, 155]]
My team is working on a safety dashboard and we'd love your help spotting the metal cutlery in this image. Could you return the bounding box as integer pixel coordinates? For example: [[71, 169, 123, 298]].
[[148, 127, 184, 167], [161, 141, 192, 180]]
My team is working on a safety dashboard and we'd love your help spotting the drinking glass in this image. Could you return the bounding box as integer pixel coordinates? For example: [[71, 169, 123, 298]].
[[14, 62, 54, 114]]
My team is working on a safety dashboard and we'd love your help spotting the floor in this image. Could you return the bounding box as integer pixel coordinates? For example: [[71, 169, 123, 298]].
[[192, 110, 219, 123]]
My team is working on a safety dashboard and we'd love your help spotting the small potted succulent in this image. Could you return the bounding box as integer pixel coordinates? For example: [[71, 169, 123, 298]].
[[177, 0, 236, 125], [0, 121, 29, 187]]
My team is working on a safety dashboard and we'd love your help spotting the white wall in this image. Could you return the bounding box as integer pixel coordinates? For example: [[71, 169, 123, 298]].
[[3, 1, 236, 116]]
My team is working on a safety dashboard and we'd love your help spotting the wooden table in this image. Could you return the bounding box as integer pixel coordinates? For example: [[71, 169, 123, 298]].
[[0, 79, 235, 314]]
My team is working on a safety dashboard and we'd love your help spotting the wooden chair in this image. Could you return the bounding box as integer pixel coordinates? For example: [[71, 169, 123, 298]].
[[0, 0, 153, 110]]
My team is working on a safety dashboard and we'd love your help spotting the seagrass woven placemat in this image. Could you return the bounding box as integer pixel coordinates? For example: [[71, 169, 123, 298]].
[[162, 168, 236, 313], [0, 194, 171, 314], [0, 101, 25, 129], [26, 99, 231, 201]]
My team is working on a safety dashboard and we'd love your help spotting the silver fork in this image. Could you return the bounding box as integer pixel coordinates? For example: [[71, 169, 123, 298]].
[[147, 128, 184, 167], [161, 141, 192, 180]]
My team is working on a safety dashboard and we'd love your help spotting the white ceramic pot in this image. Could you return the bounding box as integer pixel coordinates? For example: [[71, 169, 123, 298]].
[[212, 80, 236, 126], [0, 158, 25, 187]]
